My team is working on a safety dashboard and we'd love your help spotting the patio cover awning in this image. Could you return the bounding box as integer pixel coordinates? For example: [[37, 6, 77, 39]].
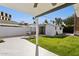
[[0, 3, 75, 18], [0, 3, 75, 56]]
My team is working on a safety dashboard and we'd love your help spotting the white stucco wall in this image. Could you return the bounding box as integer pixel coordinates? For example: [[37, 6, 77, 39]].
[[45, 24, 63, 36], [0, 26, 30, 37], [0, 24, 63, 37], [45, 24, 56, 36], [56, 26, 63, 34]]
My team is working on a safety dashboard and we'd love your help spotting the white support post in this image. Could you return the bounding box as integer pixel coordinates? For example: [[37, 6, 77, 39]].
[[73, 13, 76, 35], [73, 4, 79, 35], [35, 17, 39, 56]]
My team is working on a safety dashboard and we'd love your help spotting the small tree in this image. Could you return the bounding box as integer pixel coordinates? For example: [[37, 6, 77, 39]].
[[50, 20, 55, 24], [55, 18, 63, 25], [63, 15, 74, 26], [63, 15, 74, 33]]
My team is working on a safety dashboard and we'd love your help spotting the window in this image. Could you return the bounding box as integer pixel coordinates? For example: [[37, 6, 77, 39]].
[[9, 15, 11, 18], [2, 17, 4, 20], [1, 12, 3, 16], [5, 13, 8, 17], [8, 18, 10, 21], [60, 27, 62, 30], [5, 18, 7, 20]]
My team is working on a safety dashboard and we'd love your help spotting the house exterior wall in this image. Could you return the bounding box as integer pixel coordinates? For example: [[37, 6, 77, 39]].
[[29, 24, 63, 36], [45, 24, 63, 36], [0, 12, 11, 21], [45, 24, 56, 36], [56, 26, 63, 34]]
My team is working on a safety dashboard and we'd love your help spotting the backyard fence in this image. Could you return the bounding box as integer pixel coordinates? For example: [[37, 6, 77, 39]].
[[0, 25, 30, 37]]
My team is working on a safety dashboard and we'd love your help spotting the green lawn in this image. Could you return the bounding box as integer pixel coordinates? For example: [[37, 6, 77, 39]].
[[28, 35, 79, 56]]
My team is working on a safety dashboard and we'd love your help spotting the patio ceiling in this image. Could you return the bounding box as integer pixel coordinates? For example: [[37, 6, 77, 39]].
[[0, 3, 75, 18]]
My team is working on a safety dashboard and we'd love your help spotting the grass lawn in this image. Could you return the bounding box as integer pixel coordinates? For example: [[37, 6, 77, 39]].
[[28, 35, 79, 56]]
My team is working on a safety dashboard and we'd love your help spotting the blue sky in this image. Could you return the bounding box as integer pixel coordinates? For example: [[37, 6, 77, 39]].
[[0, 5, 75, 24]]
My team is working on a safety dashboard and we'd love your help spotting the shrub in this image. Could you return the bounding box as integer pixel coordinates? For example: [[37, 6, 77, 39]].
[[0, 40, 5, 43]]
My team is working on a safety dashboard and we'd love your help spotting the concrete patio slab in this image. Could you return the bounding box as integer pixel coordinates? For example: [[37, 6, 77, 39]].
[[0, 36, 57, 56]]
